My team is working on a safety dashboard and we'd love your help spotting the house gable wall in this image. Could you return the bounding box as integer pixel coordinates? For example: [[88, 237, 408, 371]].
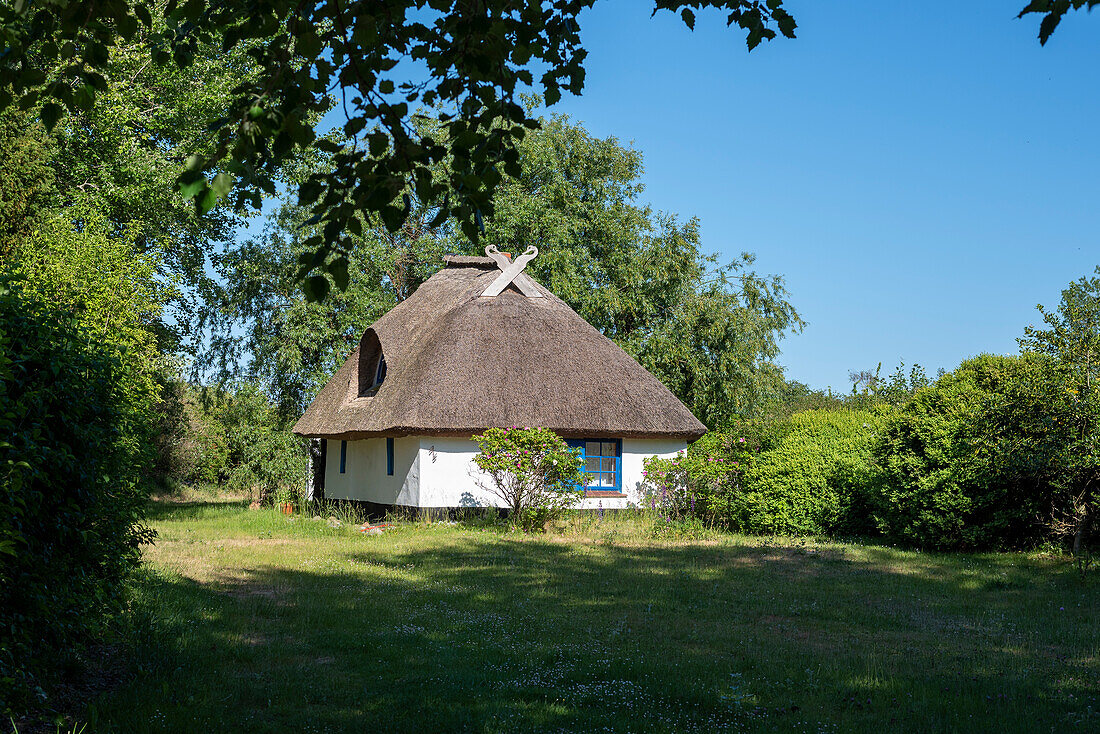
[[324, 436, 420, 504]]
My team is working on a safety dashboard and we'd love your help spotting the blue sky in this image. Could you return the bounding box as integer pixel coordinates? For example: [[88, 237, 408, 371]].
[[543, 1, 1100, 391]]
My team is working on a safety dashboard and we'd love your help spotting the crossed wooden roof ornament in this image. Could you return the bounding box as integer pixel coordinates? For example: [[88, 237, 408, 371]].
[[480, 245, 543, 298]]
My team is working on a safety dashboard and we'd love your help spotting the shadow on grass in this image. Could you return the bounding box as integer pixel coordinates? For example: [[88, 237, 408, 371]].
[[93, 525, 1100, 733]]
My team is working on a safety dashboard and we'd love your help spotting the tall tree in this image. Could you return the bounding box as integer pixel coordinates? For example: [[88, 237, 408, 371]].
[[1020, 267, 1100, 399], [3, 18, 280, 356], [0, 110, 55, 256], [204, 198, 457, 415], [47, 24, 255, 264], [1018, 267, 1100, 553], [480, 113, 803, 425], [207, 113, 803, 426]]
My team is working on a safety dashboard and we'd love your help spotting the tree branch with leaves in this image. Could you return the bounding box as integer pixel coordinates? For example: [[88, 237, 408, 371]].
[[1, 0, 797, 299]]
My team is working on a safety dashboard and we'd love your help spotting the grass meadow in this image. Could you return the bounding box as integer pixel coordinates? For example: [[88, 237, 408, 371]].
[[83, 495, 1098, 733]]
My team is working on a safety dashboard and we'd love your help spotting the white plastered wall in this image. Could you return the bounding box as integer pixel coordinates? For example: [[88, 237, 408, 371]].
[[418, 437, 688, 510], [323, 436, 421, 505], [618, 438, 688, 506]]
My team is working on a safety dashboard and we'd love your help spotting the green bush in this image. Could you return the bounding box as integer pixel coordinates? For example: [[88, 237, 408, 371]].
[[641, 413, 881, 536], [732, 409, 886, 536], [0, 276, 154, 713], [872, 353, 1076, 550]]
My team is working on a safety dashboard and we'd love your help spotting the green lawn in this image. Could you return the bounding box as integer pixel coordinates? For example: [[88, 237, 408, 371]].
[[88, 498, 1098, 733]]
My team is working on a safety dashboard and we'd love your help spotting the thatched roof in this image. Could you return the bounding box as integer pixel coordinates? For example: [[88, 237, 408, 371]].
[[293, 255, 706, 440]]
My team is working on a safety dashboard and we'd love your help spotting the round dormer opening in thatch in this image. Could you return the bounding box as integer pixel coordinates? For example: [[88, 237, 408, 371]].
[[294, 248, 705, 514]]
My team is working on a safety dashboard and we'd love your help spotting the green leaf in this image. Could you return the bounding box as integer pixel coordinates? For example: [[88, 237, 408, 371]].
[[117, 12, 138, 40], [40, 102, 63, 132], [198, 186, 219, 213], [368, 132, 388, 157], [177, 176, 207, 200], [74, 84, 96, 111], [84, 71, 108, 91], [298, 180, 322, 205], [328, 257, 349, 290], [345, 117, 367, 136], [681, 8, 695, 30], [297, 30, 322, 59], [297, 250, 323, 269], [1038, 12, 1063, 45], [211, 172, 234, 197], [303, 275, 330, 302]]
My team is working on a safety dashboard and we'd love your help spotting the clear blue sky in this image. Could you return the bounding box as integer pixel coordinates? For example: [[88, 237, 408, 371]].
[[544, 0, 1100, 391]]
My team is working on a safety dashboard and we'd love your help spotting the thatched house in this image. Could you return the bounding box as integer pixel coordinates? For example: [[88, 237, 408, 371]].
[[293, 248, 705, 512]]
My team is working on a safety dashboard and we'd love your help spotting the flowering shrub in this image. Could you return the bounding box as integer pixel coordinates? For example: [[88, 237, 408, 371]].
[[472, 427, 585, 531], [641, 432, 756, 527]]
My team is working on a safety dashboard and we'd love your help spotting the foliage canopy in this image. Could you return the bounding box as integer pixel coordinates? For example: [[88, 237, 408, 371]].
[[0, 0, 798, 295]]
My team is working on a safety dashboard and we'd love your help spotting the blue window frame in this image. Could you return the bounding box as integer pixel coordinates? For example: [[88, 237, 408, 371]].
[[370, 355, 387, 390], [339, 440, 347, 473], [386, 437, 394, 476], [566, 439, 622, 493]]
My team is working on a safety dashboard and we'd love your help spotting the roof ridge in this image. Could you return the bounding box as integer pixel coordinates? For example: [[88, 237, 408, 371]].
[[443, 254, 497, 269]]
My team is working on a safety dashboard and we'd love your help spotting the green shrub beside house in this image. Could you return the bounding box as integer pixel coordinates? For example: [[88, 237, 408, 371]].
[[643, 409, 884, 536], [736, 408, 885, 536]]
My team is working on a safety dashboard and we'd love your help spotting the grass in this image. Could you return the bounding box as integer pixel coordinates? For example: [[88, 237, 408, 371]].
[[84, 497, 1098, 733]]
